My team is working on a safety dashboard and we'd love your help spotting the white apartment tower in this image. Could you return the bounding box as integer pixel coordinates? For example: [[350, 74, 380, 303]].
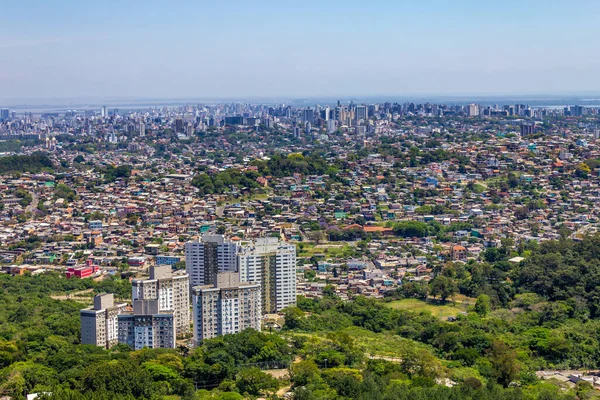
[[185, 235, 239, 287], [132, 265, 190, 337], [238, 237, 297, 313], [80, 294, 127, 349], [467, 103, 479, 117], [192, 272, 261, 344]]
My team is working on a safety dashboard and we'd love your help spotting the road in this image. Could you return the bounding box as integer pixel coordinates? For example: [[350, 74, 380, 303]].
[[26, 190, 38, 213]]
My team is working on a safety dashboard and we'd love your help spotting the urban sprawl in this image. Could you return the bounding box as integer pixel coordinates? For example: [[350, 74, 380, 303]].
[[0, 100, 599, 353]]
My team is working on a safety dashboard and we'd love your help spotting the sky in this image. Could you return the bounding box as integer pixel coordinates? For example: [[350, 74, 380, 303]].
[[1, 0, 599, 101]]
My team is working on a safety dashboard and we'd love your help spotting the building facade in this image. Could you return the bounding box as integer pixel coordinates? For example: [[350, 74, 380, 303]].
[[80, 294, 127, 349], [238, 237, 297, 313], [185, 235, 239, 287], [118, 299, 176, 350], [132, 265, 190, 337], [192, 272, 261, 344]]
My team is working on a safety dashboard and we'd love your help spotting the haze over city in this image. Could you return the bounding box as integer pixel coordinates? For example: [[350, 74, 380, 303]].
[[2, 0, 600, 101]]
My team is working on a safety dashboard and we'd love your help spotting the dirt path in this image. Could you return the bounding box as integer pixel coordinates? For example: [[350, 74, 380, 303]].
[[276, 384, 291, 397], [50, 288, 95, 301]]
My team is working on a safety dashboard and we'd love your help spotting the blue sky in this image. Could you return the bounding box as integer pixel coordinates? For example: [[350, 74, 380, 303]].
[[1, 0, 599, 100]]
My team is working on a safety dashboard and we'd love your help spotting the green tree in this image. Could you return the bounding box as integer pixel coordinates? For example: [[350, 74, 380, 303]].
[[290, 360, 320, 387], [235, 367, 278, 396], [474, 294, 491, 317], [429, 276, 458, 303]]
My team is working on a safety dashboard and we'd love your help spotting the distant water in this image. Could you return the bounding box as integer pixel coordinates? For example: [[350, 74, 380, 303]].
[[2, 95, 600, 114]]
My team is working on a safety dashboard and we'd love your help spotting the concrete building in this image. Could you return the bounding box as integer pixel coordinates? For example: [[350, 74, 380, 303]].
[[466, 104, 479, 117], [238, 238, 297, 313], [132, 265, 190, 337], [185, 235, 239, 287], [80, 294, 127, 349], [192, 272, 261, 344], [118, 299, 176, 350], [355, 105, 367, 121], [303, 108, 314, 124]]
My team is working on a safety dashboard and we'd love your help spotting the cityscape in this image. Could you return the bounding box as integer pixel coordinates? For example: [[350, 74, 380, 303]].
[[3, 0, 600, 399], [2, 98, 600, 398]]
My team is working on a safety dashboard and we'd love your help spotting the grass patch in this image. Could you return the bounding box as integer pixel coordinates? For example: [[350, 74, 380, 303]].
[[297, 242, 356, 258], [287, 326, 437, 359], [385, 298, 468, 319]]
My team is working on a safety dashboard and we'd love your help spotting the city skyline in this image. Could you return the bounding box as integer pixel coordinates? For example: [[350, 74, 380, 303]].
[[1, 0, 599, 99]]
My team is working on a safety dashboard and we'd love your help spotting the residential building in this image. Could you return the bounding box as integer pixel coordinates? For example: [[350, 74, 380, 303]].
[[185, 235, 239, 287], [118, 299, 176, 350], [238, 237, 297, 313], [132, 265, 190, 337], [88, 220, 103, 230], [451, 245, 467, 261], [192, 272, 261, 344], [355, 105, 367, 121], [80, 294, 127, 349]]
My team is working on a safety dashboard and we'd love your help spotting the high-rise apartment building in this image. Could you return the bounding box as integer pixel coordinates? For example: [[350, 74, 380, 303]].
[[118, 299, 176, 350], [132, 265, 190, 337], [355, 105, 367, 121], [303, 108, 314, 124], [466, 104, 479, 117], [192, 272, 261, 344], [185, 235, 239, 287], [80, 294, 127, 349], [520, 121, 535, 136], [175, 118, 184, 133], [238, 238, 296, 313], [139, 122, 145, 137]]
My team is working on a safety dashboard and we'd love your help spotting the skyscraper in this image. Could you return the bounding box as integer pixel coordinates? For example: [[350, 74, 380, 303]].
[[118, 299, 176, 350], [185, 235, 239, 287], [466, 104, 479, 117], [238, 238, 296, 313], [303, 108, 314, 124], [0, 109, 9, 121], [327, 120, 337, 134], [355, 105, 367, 121], [175, 118, 184, 133], [185, 123, 194, 137], [132, 265, 190, 337], [520, 121, 535, 136], [80, 294, 127, 349], [101, 106, 107, 118], [192, 272, 261, 344], [139, 122, 146, 137]]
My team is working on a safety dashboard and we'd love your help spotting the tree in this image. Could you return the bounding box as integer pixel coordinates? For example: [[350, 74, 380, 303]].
[[235, 367, 278, 396], [429, 276, 458, 303], [283, 307, 305, 330], [488, 341, 521, 387], [474, 294, 491, 317], [290, 360, 320, 387]]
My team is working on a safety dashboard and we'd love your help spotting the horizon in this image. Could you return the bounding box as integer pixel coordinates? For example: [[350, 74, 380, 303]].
[[3, 93, 600, 112]]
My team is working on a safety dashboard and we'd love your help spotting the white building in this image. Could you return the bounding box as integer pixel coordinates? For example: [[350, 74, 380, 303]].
[[118, 299, 175, 350], [238, 237, 297, 313], [185, 235, 239, 287], [132, 265, 190, 337], [192, 272, 261, 344], [80, 294, 126, 349]]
